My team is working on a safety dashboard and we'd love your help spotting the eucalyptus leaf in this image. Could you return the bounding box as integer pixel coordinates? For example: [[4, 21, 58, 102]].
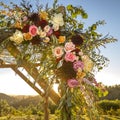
[[57, 59, 63, 69]]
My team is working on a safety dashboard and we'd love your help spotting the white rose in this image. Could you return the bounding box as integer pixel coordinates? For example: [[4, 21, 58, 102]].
[[53, 23, 59, 31], [52, 13, 64, 27], [10, 30, 24, 44], [39, 31, 46, 38], [44, 25, 51, 33], [43, 37, 50, 43]]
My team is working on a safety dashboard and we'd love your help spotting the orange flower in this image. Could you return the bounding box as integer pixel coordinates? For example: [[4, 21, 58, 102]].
[[77, 69, 86, 79], [1, 10, 6, 15], [14, 22, 22, 29], [39, 11, 48, 20], [58, 36, 66, 43], [23, 32, 32, 41]]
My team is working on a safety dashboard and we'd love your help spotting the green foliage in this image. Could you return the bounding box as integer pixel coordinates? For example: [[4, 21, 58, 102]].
[[0, 99, 11, 117], [67, 4, 88, 19], [98, 100, 120, 115]]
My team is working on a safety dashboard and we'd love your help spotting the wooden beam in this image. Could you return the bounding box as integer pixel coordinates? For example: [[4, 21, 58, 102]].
[[6, 41, 60, 104], [0, 64, 17, 68], [11, 67, 44, 97], [0, 63, 40, 68]]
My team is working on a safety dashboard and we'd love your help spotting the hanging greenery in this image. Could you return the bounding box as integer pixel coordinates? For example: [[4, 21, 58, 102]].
[[0, 0, 117, 119]]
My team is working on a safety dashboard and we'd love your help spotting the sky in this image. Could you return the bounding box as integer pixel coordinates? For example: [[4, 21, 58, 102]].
[[0, 0, 120, 95]]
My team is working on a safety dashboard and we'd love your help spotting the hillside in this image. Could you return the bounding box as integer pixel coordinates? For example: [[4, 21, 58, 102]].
[[101, 85, 120, 100], [1, 85, 120, 109], [0, 93, 42, 108], [0, 93, 17, 105]]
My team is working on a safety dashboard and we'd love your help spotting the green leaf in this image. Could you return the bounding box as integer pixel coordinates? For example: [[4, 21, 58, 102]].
[[57, 59, 63, 69], [71, 13, 77, 18], [78, 24, 84, 29], [82, 13, 88, 19], [66, 97, 72, 107], [103, 90, 108, 97], [67, 4, 73, 11], [91, 24, 97, 31]]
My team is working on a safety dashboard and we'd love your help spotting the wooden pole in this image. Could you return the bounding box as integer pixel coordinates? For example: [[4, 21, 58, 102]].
[[44, 94, 49, 120], [11, 67, 44, 97]]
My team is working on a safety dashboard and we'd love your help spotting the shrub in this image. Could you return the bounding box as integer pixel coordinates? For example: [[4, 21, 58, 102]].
[[97, 100, 120, 115]]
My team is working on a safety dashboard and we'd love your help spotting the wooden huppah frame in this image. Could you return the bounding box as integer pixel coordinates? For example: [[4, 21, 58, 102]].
[[0, 32, 61, 120]]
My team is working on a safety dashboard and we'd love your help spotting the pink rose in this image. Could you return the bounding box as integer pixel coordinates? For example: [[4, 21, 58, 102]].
[[29, 25, 38, 36], [53, 46, 64, 58], [64, 42, 75, 52], [68, 79, 79, 88], [73, 60, 84, 71], [64, 52, 76, 62]]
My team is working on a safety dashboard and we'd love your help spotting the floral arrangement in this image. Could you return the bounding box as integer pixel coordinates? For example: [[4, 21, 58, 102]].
[[0, 0, 117, 119]]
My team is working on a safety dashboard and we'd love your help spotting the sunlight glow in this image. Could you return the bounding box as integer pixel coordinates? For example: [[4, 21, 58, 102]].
[[53, 84, 59, 93]]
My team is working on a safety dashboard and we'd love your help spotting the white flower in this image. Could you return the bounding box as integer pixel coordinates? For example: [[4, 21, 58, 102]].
[[10, 30, 24, 44], [52, 13, 64, 27], [39, 31, 46, 38], [53, 23, 59, 31], [43, 37, 50, 43], [81, 55, 94, 72]]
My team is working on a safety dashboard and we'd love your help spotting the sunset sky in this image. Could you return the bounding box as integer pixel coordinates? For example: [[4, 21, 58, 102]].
[[0, 0, 120, 95]]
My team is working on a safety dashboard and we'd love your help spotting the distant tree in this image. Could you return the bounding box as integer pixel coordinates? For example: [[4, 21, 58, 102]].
[[101, 85, 120, 100]]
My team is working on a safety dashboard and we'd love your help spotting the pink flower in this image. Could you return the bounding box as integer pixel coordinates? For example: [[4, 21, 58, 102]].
[[64, 52, 76, 62], [83, 78, 93, 86], [47, 28, 53, 36], [73, 60, 84, 71], [22, 16, 28, 22], [53, 46, 64, 58], [64, 42, 75, 52], [29, 25, 38, 36], [67, 79, 79, 88]]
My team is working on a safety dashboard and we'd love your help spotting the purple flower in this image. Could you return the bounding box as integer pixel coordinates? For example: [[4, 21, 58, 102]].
[[83, 78, 93, 86], [67, 79, 79, 88], [47, 28, 53, 36], [73, 60, 84, 71]]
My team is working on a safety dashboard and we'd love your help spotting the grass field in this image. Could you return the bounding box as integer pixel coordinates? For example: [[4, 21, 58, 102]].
[[0, 115, 120, 120]]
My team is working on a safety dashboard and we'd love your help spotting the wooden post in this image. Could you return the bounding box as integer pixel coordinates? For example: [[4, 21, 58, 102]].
[[44, 94, 49, 120]]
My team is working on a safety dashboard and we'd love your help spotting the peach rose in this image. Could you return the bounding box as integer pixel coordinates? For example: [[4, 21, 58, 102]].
[[64, 42, 75, 52], [53, 46, 64, 58]]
